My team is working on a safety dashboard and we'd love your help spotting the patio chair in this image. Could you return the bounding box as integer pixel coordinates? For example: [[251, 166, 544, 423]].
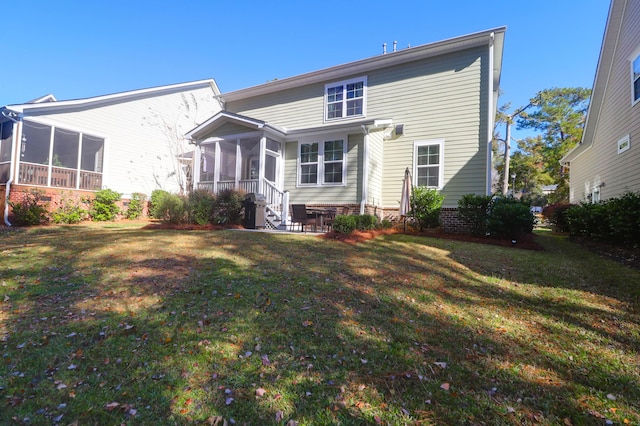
[[290, 204, 318, 232]]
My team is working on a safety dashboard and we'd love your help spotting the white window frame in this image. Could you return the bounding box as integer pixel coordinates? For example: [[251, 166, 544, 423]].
[[633, 52, 640, 105], [413, 139, 444, 190], [324, 76, 367, 122], [297, 136, 347, 187]]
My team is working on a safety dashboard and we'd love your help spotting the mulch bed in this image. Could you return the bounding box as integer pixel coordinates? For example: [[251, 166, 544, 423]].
[[321, 227, 544, 251]]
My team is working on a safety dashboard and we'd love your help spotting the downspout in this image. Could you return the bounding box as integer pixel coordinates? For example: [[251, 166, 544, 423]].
[[360, 125, 370, 214], [2, 110, 21, 227], [486, 32, 495, 196]]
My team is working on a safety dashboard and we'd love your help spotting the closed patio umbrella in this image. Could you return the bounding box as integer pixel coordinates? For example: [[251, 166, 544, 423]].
[[400, 167, 412, 230]]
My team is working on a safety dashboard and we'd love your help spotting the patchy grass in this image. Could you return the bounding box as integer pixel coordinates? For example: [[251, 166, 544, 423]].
[[1, 223, 639, 425]]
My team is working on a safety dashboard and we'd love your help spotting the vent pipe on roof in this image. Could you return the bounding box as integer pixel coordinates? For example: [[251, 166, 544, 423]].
[[393, 41, 397, 52], [382, 43, 387, 54]]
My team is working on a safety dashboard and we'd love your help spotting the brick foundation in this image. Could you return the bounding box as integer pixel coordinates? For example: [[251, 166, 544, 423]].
[[2, 185, 147, 223]]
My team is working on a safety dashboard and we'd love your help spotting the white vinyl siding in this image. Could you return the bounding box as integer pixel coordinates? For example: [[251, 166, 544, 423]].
[[17, 87, 220, 196]]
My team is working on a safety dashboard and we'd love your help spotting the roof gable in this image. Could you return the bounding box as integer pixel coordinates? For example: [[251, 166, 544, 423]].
[[4, 79, 221, 115], [220, 27, 505, 103]]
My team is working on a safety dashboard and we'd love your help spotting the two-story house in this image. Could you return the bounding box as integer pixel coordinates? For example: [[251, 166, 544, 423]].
[[187, 28, 506, 231]]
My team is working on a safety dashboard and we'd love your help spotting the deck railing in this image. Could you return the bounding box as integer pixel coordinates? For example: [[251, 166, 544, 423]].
[[18, 162, 102, 190]]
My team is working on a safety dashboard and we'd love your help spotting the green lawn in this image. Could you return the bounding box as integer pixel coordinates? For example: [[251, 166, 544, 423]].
[[1, 223, 639, 425]]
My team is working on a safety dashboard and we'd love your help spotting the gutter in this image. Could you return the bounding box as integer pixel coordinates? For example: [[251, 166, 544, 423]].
[[1, 109, 20, 226]]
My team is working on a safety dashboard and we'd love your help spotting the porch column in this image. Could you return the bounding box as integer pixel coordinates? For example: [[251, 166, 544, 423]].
[[235, 139, 241, 191], [258, 136, 266, 195], [193, 145, 202, 191], [214, 142, 221, 191]]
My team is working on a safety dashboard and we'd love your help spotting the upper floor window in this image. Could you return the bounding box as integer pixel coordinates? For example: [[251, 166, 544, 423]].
[[633, 54, 640, 104], [298, 137, 347, 186], [325, 77, 367, 121], [413, 140, 444, 189]]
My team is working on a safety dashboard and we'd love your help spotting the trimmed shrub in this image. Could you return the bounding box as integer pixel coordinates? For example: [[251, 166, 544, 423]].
[[410, 187, 444, 231], [486, 197, 535, 239], [356, 214, 378, 231], [9, 189, 49, 226], [332, 214, 357, 234], [211, 189, 244, 225], [150, 189, 170, 219], [125, 193, 146, 220], [542, 202, 572, 232], [154, 193, 187, 224], [187, 190, 215, 225], [52, 194, 88, 224], [566, 202, 610, 241], [90, 189, 121, 221], [457, 194, 492, 236], [606, 192, 640, 246]]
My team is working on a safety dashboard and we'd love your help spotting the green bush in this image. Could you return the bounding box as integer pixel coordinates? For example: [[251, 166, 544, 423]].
[[486, 197, 535, 239], [125, 193, 146, 220], [542, 203, 572, 232], [9, 189, 49, 226], [90, 189, 121, 221], [606, 192, 640, 246], [381, 219, 393, 229], [332, 214, 357, 234], [457, 194, 492, 236], [150, 189, 170, 219], [52, 194, 88, 224], [410, 187, 444, 231], [154, 193, 187, 224], [211, 189, 244, 225], [187, 190, 215, 225], [356, 214, 378, 230]]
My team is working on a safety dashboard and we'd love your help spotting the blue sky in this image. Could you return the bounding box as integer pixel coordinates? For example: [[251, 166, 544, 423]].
[[1, 1, 609, 140]]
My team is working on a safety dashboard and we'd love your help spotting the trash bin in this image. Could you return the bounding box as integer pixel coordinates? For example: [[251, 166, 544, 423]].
[[243, 194, 257, 229]]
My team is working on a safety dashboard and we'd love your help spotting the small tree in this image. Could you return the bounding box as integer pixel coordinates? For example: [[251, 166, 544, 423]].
[[410, 187, 444, 231], [125, 193, 146, 220]]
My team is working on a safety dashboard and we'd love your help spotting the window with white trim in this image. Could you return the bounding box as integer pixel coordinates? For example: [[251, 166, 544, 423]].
[[634, 54, 640, 104], [414, 140, 444, 188], [325, 77, 367, 121], [298, 138, 347, 186], [299, 142, 318, 184]]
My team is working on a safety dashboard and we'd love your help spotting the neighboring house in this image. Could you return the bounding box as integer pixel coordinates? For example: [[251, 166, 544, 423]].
[[1, 80, 222, 224], [561, 0, 640, 203], [187, 28, 506, 231]]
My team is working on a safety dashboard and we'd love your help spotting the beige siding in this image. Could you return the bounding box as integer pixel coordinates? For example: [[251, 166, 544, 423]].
[[570, 0, 640, 202], [284, 134, 362, 204], [23, 87, 220, 196], [229, 46, 489, 208]]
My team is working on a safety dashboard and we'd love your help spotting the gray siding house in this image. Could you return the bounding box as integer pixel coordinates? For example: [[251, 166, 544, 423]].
[[562, 0, 640, 202], [1, 80, 223, 224], [187, 28, 506, 230]]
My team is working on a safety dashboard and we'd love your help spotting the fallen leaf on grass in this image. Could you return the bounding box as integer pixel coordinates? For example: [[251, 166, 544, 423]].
[[302, 320, 313, 327], [105, 402, 119, 410], [256, 388, 266, 397], [275, 410, 284, 421], [434, 362, 447, 368], [440, 383, 450, 391]]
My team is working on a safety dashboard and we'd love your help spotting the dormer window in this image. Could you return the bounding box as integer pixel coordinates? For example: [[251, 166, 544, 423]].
[[325, 77, 367, 121]]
